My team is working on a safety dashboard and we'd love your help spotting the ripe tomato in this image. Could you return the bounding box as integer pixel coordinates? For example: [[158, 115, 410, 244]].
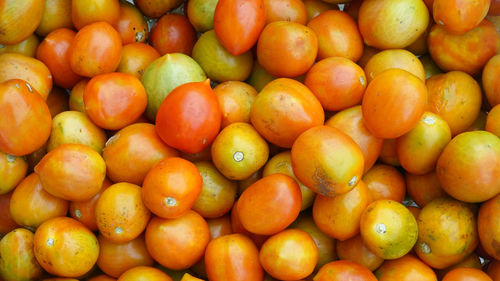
[[0, 0, 44, 45], [114, 1, 148, 44], [483, 54, 500, 107], [486, 104, 500, 136], [307, 10, 363, 61], [88, 275, 117, 281], [214, 81, 257, 128], [95, 183, 151, 243], [117, 266, 173, 281], [36, 28, 83, 89], [264, 0, 307, 24], [260, 229, 318, 280], [150, 14, 196, 56], [237, 174, 302, 235], [433, 0, 490, 34], [70, 21, 122, 77], [205, 234, 264, 281], [9, 173, 68, 230], [230, 200, 269, 247], [35, 0, 73, 37], [257, 21, 318, 78], [0, 152, 27, 195], [442, 268, 493, 281], [478, 193, 500, 260], [69, 79, 89, 113], [362, 164, 406, 202], [362, 69, 427, 139], [145, 210, 210, 270], [436, 253, 483, 279], [213, 0, 266, 55], [117, 43, 160, 79], [134, 0, 184, 18], [336, 234, 384, 271], [405, 171, 446, 207], [33, 217, 99, 278], [71, 0, 120, 30], [314, 260, 377, 281], [364, 49, 426, 83], [375, 255, 438, 281], [155, 79, 221, 154], [0, 192, 19, 235], [291, 125, 364, 197], [69, 178, 111, 231], [207, 216, 233, 239]]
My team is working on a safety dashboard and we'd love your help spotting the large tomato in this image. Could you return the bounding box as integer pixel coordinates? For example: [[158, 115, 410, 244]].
[[0, 0, 44, 45]]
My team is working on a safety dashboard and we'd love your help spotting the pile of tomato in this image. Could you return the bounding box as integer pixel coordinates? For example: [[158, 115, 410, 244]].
[[1, 0, 500, 280]]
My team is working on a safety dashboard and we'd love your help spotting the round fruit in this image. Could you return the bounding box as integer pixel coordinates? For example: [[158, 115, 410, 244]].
[[117, 43, 160, 79], [478, 193, 500, 260], [483, 54, 500, 107], [0, 152, 27, 195], [336, 234, 384, 271], [314, 260, 377, 281], [375, 254, 438, 281], [433, 0, 490, 34], [114, 1, 148, 44], [213, 81, 257, 128], [150, 14, 196, 56], [0, 0, 45, 45], [117, 266, 173, 281], [362, 164, 406, 202], [364, 49, 425, 83]]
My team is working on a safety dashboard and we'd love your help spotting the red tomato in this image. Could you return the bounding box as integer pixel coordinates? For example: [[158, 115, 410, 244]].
[[150, 14, 197, 56]]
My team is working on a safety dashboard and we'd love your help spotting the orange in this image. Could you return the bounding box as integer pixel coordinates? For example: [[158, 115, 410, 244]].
[[72, 0, 120, 30], [117, 43, 160, 80], [314, 260, 377, 281]]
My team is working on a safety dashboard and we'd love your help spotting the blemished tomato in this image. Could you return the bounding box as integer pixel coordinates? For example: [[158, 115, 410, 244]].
[[155, 79, 221, 154], [360, 200, 418, 260], [69, 178, 111, 231], [237, 174, 302, 235], [114, 1, 148, 44], [263, 0, 307, 24], [0, 0, 44, 45], [428, 20, 499, 76], [405, 171, 447, 207], [336, 234, 384, 271], [0, 152, 27, 195], [142, 157, 202, 219], [70, 21, 122, 77], [214, 81, 257, 128], [0, 34, 40, 58], [483, 54, 500, 107], [213, 0, 266, 55], [0, 228, 44, 281], [257, 21, 318, 78], [260, 229, 318, 280], [95, 183, 151, 243], [205, 234, 264, 281], [145, 210, 210, 270], [307, 10, 363, 62], [436, 131, 500, 203], [150, 14, 196, 56], [117, 43, 160, 80], [117, 266, 173, 281], [303, 0, 338, 22], [362, 164, 406, 202], [305, 57, 366, 111], [433, 0, 490, 34], [362, 69, 427, 139], [415, 197, 478, 269], [33, 217, 99, 278], [314, 260, 378, 281], [396, 112, 452, 175], [36, 28, 83, 89], [34, 143, 105, 201], [35, 0, 73, 37], [478, 193, 500, 260], [97, 234, 154, 278], [375, 254, 438, 281], [9, 173, 68, 230], [71, 0, 120, 30], [69, 79, 89, 113], [442, 268, 493, 281], [364, 49, 426, 83], [313, 181, 372, 241], [291, 125, 364, 197], [0, 192, 19, 235]]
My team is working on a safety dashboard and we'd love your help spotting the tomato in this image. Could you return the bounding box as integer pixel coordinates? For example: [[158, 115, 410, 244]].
[[246, 61, 277, 92], [0, 0, 44, 45], [237, 174, 302, 235], [205, 234, 264, 281], [192, 30, 253, 82], [187, 0, 218, 32], [362, 164, 406, 202], [396, 112, 452, 175], [436, 131, 500, 202], [45, 87, 69, 118], [0, 152, 27, 195], [114, 1, 148, 44], [364, 49, 425, 83], [69, 79, 89, 113], [486, 104, 500, 136], [0, 34, 40, 57], [35, 0, 73, 36], [314, 260, 377, 281], [428, 20, 499, 75], [117, 43, 160, 80], [257, 21, 318, 78], [405, 171, 447, 207], [0, 192, 19, 235], [307, 10, 363, 61], [360, 200, 418, 259], [483, 54, 500, 107], [362, 69, 427, 139], [442, 268, 493, 281], [291, 125, 364, 197], [72, 0, 120, 30], [433, 0, 490, 34], [415, 197, 478, 269], [230, 200, 269, 248], [213, 0, 266, 55], [145, 210, 210, 270], [478, 193, 500, 260], [70, 21, 122, 77], [9, 173, 68, 230], [69, 178, 111, 231], [155, 79, 221, 154], [336, 234, 384, 271], [437, 253, 483, 279], [150, 14, 196, 56], [117, 266, 173, 281], [34, 217, 99, 278], [305, 57, 366, 111], [134, 0, 184, 18], [358, 46, 380, 68], [260, 229, 318, 280], [206, 216, 233, 239], [375, 255, 438, 281], [214, 81, 257, 128], [264, 0, 307, 24], [84, 72, 147, 130]]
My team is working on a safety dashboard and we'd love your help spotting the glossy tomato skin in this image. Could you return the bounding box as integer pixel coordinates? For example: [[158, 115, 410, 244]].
[[69, 178, 111, 231], [71, 0, 120, 30], [375, 254, 438, 281], [205, 234, 264, 281], [336, 234, 384, 271], [433, 0, 490, 35], [0, 0, 44, 45], [314, 260, 378, 281], [114, 1, 148, 44], [117, 43, 160, 80], [213, 0, 266, 55], [150, 14, 197, 56], [118, 266, 173, 281], [0, 152, 28, 195], [442, 268, 493, 281], [155, 79, 221, 154], [0, 79, 52, 156]]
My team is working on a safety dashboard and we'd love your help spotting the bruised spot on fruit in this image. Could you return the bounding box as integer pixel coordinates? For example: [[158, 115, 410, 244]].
[[233, 151, 244, 162], [314, 167, 334, 196], [5, 154, 16, 163], [375, 223, 387, 234], [114, 226, 124, 234], [46, 238, 54, 246], [420, 241, 431, 254], [164, 196, 177, 207], [74, 209, 82, 219]]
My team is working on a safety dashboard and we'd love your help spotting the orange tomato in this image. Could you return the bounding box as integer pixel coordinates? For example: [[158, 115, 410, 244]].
[[260, 229, 318, 280], [134, 0, 184, 18], [357, 46, 380, 68], [292, 125, 364, 197], [33, 217, 99, 278], [375, 254, 438, 281], [145, 210, 210, 270], [88, 275, 117, 281], [117, 266, 173, 281], [45, 87, 69, 117], [9, 173, 68, 230], [213, 0, 266, 55], [230, 200, 269, 247], [237, 174, 302, 235], [486, 104, 500, 136], [307, 10, 363, 61], [69, 79, 89, 113], [142, 157, 202, 219], [0, 192, 19, 235], [69, 178, 111, 231], [0, 0, 44, 45], [314, 260, 377, 281], [305, 57, 367, 111], [303, 0, 338, 22], [362, 69, 427, 139], [114, 1, 148, 44], [95, 183, 151, 243], [257, 21, 318, 78], [214, 81, 257, 128], [483, 54, 500, 107], [405, 171, 447, 207], [35, 0, 73, 37], [433, 0, 490, 34], [313, 181, 372, 241], [205, 234, 264, 281], [71, 0, 120, 30], [436, 252, 483, 279], [150, 14, 196, 56], [336, 234, 384, 271], [207, 215, 233, 239], [442, 268, 493, 281], [478, 193, 500, 260], [364, 49, 426, 83], [70, 21, 122, 77], [116, 43, 160, 80], [362, 164, 406, 202], [264, 0, 307, 24], [0, 152, 28, 195]]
